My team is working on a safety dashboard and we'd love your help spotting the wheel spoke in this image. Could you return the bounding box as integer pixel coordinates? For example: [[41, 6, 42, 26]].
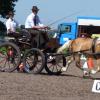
[[0, 42, 21, 72]]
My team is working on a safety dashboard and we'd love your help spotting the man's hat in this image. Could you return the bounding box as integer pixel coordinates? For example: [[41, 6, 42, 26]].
[[32, 6, 39, 11]]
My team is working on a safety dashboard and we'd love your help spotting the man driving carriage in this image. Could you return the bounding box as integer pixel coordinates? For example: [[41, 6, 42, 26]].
[[25, 6, 49, 48]]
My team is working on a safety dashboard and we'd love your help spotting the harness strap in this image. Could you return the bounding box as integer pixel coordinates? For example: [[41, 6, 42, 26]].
[[91, 37, 98, 53]]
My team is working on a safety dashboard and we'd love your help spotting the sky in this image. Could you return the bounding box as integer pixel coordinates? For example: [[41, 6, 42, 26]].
[[1, 0, 100, 28]]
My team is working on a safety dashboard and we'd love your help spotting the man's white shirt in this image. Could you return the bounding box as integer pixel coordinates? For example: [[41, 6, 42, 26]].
[[25, 13, 44, 28], [6, 18, 19, 33]]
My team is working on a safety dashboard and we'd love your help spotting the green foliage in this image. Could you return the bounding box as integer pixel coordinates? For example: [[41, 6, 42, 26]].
[[0, 21, 6, 32], [0, 0, 18, 18], [0, 21, 6, 37]]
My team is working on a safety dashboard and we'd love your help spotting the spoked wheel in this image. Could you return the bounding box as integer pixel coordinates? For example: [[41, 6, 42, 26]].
[[45, 54, 66, 75], [0, 41, 21, 72], [23, 48, 45, 74]]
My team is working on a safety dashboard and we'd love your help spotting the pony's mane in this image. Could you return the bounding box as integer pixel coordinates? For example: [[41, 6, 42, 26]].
[[57, 40, 72, 53]]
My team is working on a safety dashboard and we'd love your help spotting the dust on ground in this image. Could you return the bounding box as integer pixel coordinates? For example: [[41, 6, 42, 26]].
[[0, 63, 100, 100]]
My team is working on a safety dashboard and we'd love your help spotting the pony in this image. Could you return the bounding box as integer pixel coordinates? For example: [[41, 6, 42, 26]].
[[57, 37, 100, 76]]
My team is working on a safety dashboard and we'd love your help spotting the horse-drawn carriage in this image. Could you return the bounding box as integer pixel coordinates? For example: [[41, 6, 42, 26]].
[[20, 27, 100, 77], [0, 17, 100, 78]]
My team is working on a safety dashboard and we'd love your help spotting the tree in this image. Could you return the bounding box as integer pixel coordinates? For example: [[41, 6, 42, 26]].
[[0, 21, 6, 32], [0, 0, 18, 18]]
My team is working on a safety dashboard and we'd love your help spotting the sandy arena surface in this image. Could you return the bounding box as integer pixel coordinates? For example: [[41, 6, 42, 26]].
[[0, 62, 100, 100]]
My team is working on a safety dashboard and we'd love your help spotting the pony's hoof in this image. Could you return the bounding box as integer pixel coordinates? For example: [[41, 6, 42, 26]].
[[83, 75, 92, 79], [83, 71, 91, 79], [90, 70, 97, 74], [61, 67, 67, 72]]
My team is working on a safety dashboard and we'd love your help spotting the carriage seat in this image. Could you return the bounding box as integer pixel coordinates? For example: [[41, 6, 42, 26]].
[[5, 28, 31, 42]]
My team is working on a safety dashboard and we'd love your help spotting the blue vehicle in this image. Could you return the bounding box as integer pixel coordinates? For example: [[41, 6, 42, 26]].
[[58, 16, 100, 45], [58, 22, 77, 45]]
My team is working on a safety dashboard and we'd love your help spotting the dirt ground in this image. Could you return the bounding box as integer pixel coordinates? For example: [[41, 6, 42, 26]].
[[0, 62, 100, 100]]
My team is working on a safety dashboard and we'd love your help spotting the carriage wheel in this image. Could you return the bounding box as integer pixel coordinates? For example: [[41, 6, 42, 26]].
[[0, 41, 21, 72], [23, 48, 45, 74], [45, 54, 66, 75]]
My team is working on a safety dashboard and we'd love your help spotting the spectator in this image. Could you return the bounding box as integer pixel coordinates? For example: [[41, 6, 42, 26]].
[[6, 11, 21, 37]]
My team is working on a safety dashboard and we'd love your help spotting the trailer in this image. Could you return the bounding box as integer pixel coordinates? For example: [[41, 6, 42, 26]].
[[58, 16, 100, 45]]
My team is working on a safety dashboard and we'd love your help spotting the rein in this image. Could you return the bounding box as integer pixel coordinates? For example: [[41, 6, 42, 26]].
[[91, 37, 98, 53]]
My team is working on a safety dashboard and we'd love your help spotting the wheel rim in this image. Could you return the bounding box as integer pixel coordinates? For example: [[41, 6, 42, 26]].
[[46, 55, 64, 74], [23, 48, 45, 74], [0, 43, 21, 72]]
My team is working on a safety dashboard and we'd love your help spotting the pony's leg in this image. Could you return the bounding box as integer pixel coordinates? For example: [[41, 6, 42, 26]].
[[74, 54, 90, 76], [86, 55, 99, 74], [61, 56, 73, 72], [74, 54, 83, 70], [91, 40, 100, 74], [90, 57, 100, 74], [96, 58, 100, 72]]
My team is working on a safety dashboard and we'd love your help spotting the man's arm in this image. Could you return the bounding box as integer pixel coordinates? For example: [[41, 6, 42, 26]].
[[6, 20, 12, 33]]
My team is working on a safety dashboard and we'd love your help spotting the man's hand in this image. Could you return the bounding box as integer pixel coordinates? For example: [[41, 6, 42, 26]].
[[42, 26, 51, 30], [32, 26, 51, 30]]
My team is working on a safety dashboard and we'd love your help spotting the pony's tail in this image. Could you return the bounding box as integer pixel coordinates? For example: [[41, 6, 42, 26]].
[[57, 40, 72, 53]]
